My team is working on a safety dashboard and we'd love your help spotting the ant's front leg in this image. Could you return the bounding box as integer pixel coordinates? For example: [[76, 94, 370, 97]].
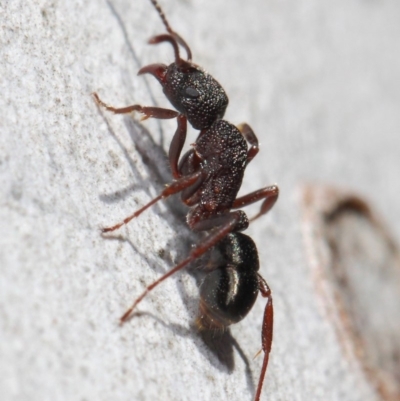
[[168, 114, 187, 179], [93, 92, 188, 179], [93, 92, 178, 120]]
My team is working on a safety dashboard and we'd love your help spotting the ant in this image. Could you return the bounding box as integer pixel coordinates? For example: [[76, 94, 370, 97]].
[[94, 0, 279, 400]]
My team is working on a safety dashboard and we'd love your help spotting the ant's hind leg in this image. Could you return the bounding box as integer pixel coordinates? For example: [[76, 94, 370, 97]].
[[120, 210, 247, 323], [254, 274, 273, 401], [93, 92, 178, 120], [232, 185, 279, 222]]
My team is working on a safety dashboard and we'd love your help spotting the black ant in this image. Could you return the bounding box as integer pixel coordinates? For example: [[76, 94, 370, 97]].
[[94, 1, 279, 400]]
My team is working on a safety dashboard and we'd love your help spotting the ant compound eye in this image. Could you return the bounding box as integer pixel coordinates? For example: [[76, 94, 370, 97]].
[[184, 86, 200, 99]]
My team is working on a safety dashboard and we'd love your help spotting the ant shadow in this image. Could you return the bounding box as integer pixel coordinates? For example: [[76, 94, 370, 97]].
[[98, 116, 188, 223], [132, 310, 255, 394], [97, 1, 256, 396]]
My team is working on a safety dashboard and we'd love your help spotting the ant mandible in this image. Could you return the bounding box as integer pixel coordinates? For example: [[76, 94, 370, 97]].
[[94, 1, 279, 400]]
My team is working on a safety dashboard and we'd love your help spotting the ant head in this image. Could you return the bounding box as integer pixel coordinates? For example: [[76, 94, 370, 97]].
[[163, 63, 229, 130], [139, 34, 229, 130]]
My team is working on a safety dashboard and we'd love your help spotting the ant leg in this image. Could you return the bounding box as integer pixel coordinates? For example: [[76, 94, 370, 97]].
[[189, 210, 249, 233], [120, 211, 245, 323], [232, 185, 279, 222], [169, 114, 187, 179], [93, 92, 178, 120], [254, 274, 273, 401], [237, 123, 259, 165], [102, 170, 203, 233], [94, 91, 187, 179]]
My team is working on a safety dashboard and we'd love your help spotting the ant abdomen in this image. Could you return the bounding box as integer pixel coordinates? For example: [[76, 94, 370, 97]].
[[196, 233, 260, 330]]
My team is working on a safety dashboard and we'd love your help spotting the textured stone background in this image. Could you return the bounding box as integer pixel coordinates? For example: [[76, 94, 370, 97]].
[[1, 0, 400, 400]]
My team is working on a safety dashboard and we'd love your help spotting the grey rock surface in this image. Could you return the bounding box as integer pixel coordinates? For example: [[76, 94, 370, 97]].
[[1, 0, 400, 400]]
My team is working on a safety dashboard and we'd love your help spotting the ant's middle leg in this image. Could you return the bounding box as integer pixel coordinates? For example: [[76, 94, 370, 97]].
[[102, 170, 204, 233], [237, 123, 259, 165], [120, 210, 248, 323], [232, 185, 279, 222], [93, 92, 178, 120]]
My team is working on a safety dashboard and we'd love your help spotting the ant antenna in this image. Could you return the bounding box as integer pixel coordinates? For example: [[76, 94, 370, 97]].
[[148, 0, 193, 61], [149, 0, 173, 35]]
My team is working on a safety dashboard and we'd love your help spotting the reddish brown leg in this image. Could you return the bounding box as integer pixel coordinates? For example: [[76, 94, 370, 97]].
[[237, 123, 259, 165], [93, 92, 178, 120], [254, 274, 273, 401], [169, 114, 187, 179], [120, 211, 245, 323], [94, 91, 187, 180], [232, 185, 279, 222], [102, 171, 203, 233]]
